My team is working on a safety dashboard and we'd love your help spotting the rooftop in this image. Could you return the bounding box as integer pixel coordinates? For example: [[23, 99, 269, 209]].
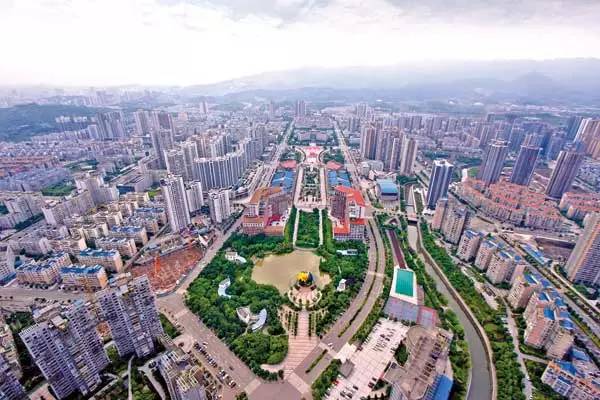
[[60, 264, 104, 275], [377, 179, 399, 195]]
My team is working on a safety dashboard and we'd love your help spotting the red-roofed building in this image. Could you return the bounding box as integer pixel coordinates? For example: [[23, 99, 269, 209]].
[[325, 161, 343, 171], [242, 187, 289, 236], [279, 160, 297, 170], [330, 186, 366, 241]]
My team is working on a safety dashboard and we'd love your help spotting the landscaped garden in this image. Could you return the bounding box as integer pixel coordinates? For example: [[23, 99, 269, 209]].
[[296, 209, 320, 248], [186, 209, 368, 379], [185, 233, 291, 380]]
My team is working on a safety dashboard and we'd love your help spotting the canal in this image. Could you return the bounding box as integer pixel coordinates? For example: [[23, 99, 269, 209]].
[[406, 224, 493, 400]]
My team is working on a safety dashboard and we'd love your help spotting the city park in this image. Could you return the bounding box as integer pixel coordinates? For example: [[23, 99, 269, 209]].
[[185, 138, 369, 380]]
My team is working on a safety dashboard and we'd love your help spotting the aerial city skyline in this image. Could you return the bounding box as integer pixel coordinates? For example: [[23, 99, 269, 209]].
[[0, 1, 600, 400]]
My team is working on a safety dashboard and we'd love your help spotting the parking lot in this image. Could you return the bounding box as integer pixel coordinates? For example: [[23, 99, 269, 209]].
[[326, 319, 407, 400]]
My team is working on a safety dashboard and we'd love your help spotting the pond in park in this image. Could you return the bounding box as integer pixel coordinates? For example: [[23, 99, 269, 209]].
[[252, 250, 331, 294]]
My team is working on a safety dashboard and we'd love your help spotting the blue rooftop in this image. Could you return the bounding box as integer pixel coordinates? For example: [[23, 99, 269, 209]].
[[60, 265, 104, 275], [571, 348, 590, 362], [524, 273, 538, 285], [544, 307, 555, 320], [377, 179, 398, 194], [111, 225, 143, 233], [557, 361, 578, 376], [79, 248, 118, 257], [432, 375, 453, 400]]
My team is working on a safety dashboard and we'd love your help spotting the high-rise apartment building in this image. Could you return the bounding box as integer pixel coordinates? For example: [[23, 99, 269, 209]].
[[208, 189, 232, 224], [433, 199, 469, 244], [426, 159, 454, 209], [165, 149, 187, 179], [478, 140, 508, 185], [510, 144, 540, 186], [400, 137, 418, 176], [96, 275, 164, 359], [564, 212, 600, 286], [185, 181, 204, 214], [295, 100, 306, 117], [0, 353, 25, 400], [161, 175, 191, 232], [360, 126, 377, 160], [486, 250, 521, 285], [151, 129, 175, 169], [20, 301, 109, 399], [152, 111, 175, 133], [180, 141, 199, 181], [74, 172, 119, 206], [508, 273, 541, 310], [96, 111, 126, 140], [566, 115, 583, 140], [575, 118, 600, 158], [134, 110, 152, 135], [546, 144, 585, 199]]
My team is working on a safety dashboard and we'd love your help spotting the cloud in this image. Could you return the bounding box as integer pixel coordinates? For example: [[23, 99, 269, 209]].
[[159, 0, 332, 22], [0, 0, 599, 86], [383, 0, 600, 26]]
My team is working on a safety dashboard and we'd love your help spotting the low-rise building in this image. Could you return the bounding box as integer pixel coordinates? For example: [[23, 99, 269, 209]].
[[91, 210, 123, 228], [134, 207, 167, 225], [559, 192, 600, 221], [390, 325, 454, 400], [542, 359, 600, 400], [384, 266, 439, 329], [376, 179, 399, 201], [331, 186, 366, 242], [0, 353, 26, 400], [0, 320, 21, 378], [16, 252, 71, 286], [126, 216, 160, 235], [524, 289, 574, 359], [0, 244, 16, 284], [159, 348, 207, 400], [108, 225, 148, 246], [60, 264, 109, 291], [48, 235, 87, 255], [77, 248, 123, 273], [508, 273, 542, 310], [95, 237, 137, 258], [242, 187, 289, 236]]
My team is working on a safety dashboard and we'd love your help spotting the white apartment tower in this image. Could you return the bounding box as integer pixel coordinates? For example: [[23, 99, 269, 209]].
[[565, 212, 600, 286], [161, 175, 192, 232], [208, 189, 232, 224]]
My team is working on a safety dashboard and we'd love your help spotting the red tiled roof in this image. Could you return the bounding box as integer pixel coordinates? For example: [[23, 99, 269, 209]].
[[335, 186, 366, 207], [279, 160, 297, 170], [326, 161, 343, 170]]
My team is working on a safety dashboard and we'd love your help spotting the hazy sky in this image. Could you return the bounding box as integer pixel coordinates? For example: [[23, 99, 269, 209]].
[[1, 0, 599, 86]]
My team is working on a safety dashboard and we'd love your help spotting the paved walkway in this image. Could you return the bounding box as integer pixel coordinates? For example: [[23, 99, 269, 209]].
[[506, 307, 533, 399], [264, 310, 318, 377]]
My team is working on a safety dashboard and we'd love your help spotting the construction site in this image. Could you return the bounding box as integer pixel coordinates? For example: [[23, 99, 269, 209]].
[[132, 239, 204, 294]]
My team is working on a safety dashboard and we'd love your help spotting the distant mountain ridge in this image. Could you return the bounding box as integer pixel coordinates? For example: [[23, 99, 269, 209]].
[[180, 58, 600, 105]]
